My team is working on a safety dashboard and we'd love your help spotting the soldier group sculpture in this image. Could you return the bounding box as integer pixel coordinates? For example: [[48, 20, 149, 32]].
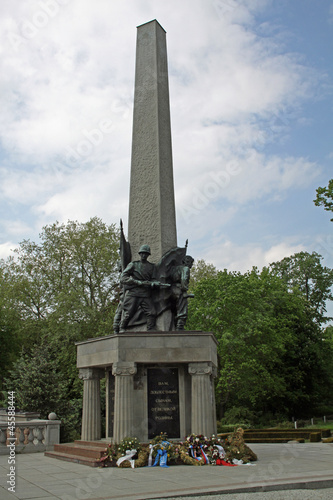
[[114, 221, 194, 333]]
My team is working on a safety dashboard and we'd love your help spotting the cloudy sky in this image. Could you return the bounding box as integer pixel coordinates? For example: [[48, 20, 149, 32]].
[[1, 1, 332, 287]]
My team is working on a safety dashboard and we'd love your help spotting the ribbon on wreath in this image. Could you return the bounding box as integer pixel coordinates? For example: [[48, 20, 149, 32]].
[[216, 459, 237, 466], [153, 441, 170, 468], [148, 444, 157, 467], [189, 445, 199, 460], [213, 444, 237, 466], [200, 445, 209, 464], [189, 445, 209, 464], [116, 449, 137, 469]]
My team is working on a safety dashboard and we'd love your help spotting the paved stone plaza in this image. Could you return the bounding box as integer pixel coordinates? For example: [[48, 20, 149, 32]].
[[0, 443, 332, 500]]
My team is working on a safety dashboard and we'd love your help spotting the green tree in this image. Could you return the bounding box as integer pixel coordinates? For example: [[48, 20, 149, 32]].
[[0, 268, 22, 392], [269, 251, 333, 324], [314, 179, 333, 221], [188, 268, 289, 417], [3, 218, 119, 331], [280, 312, 333, 417], [4, 341, 82, 441], [5, 342, 66, 416], [187, 263, 333, 420], [189, 259, 218, 288], [1, 218, 119, 436]]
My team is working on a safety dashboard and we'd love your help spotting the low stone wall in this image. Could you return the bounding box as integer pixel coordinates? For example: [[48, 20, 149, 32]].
[[218, 428, 331, 444], [243, 429, 331, 440], [0, 419, 61, 455]]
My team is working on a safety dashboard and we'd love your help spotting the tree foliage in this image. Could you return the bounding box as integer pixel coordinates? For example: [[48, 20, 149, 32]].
[[4, 341, 82, 441], [1, 219, 333, 434], [314, 178, 333, 221], [3, 218, 119, 328], [189, 259, 218, 287], [269, 251, 333, 324], [0, 268, 22, 387], [1, 218, 120, 438], [187, 254, 333, 421]]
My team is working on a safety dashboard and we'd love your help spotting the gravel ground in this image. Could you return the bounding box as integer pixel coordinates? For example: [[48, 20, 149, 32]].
[[154, 488, 333, 500]]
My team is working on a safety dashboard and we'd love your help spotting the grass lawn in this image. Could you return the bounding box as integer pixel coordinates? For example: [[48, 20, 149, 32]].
[[304, 422, 333, 431]]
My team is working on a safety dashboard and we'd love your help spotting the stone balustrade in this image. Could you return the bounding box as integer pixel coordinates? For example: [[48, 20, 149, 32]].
[[0, 418, 61, 455]]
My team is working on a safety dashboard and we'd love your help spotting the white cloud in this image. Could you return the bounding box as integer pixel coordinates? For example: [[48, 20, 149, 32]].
[[263, 242, 305, 266], [200, 239, 305, 273], [176, 153, 320, 228], [34, 160, 130, 226], [0, 0, 317, 167], [0, 0, 329, 268], [3, 220, 33, 237], [0, 242, 18, 259]]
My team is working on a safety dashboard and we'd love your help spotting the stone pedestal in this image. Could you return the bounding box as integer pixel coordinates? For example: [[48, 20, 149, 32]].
[[77, 331, 217, 442], [79, 368, 103, 441]]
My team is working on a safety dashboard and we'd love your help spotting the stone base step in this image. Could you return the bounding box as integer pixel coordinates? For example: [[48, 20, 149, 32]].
[[74, 440, 109, 448], [45, 450, 102, 467], [244, 437, 305, 444], [45, 440, 110, 467], [54, 444, 105, 459]]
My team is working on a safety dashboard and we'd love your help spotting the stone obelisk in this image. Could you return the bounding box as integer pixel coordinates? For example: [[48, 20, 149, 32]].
[[76, 21, 217, 445], [128, 20, 177, 263]]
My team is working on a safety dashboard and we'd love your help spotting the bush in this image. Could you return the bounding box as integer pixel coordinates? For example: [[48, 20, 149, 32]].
[[312, 405, 333, 416], [295, 419, 307, 428], [4, 342, 83, 443], [251, 412, 289, 428], [59, 398, 82, 443], [274, 421, 295, 429], [221, 407, 256, 427], [217, 423, 239, 433]]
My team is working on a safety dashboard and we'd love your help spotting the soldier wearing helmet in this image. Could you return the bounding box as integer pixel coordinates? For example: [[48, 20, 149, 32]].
[[138, 244, 151, 254], [170, 255, 194, 330], [119, 244, 158, 331]]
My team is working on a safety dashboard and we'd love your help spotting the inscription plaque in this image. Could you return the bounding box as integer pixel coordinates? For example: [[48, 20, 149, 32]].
[[147, 367, 180, 439]]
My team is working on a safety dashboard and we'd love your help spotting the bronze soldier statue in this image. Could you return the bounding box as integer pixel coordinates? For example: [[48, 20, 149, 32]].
[[119, 244, 158, 331], [170, 255, 194, 330]]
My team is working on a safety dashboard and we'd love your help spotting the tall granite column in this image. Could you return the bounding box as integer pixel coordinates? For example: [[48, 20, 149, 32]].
[[79, 368, 103, 441], [112, 362, 137, 442], [188, 362, 217, 437], [128, 20, 177, 263]]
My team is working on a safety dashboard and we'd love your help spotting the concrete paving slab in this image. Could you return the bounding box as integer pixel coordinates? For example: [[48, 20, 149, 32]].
[[156, 489, 333, 500], [0, 443, 332, 500], [27, 479, 66, 487], [26, 498, 59, 500], [9, 487, 53, 500]]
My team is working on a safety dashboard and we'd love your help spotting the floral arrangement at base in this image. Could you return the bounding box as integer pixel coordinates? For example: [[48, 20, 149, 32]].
[[206, 435, 226, 465], [98, 429, 257, 468], [178, 430, 257, 466], [154, 433, 189, 466], [116, 436, 144, 468], [178, 434, 210, 465], [224, 428, 257, 463], [99, 436, 147, 468], [117, 446, 149, 468], [178, 446, 203, 466], [117, 436, 141, 456], [134, 446, 150, 467], [99, 443, 118, 467], [148, 433, 176, 467]]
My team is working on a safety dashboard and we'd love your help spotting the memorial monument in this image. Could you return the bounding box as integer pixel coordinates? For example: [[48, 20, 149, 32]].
[[76, 20, 218, 443]]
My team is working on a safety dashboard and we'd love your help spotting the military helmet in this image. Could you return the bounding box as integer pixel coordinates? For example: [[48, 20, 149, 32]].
[[138, 244, 151, 255]]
